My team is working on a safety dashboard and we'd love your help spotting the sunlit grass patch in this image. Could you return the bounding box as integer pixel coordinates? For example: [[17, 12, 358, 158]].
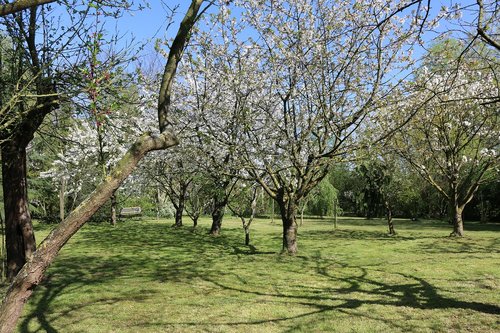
[[4, 216, 500, 332]]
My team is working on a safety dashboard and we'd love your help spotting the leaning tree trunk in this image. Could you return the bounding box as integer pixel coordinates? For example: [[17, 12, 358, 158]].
[[1, 142, 36, 281], [0, 132, 177, 333]]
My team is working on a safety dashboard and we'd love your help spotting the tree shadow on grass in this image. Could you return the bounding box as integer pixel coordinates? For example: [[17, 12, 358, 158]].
[[18, 222, 245, 331], [307, 228, 419, 241], [18, 220, 500, 332], [180, 262, 499, 331], [131, 263, 499, 332], [18, 255, 156, 333]]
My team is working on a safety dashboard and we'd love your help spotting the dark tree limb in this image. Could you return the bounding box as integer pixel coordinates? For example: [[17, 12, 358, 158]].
[[0, 0, 56, 16], [476, 0, 500, 51], [158, 0, 205, 132]]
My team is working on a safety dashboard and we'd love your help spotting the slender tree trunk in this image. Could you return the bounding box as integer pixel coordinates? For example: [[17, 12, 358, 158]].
[[0, 213, 5, 281], [385, 200, 396, 235], [239, 187, 258, 246], [192, 215, 198, 228], [300, 202, 306, 226], [1, 143, 36, 281], [0, 132, 177, 333], [333, 199, 338, 229], [479, 191, 488, 223], [244, 226, 250, 246], [156, 187, 162, 220], [110, 192, 117, 226], [271, 199, 274, 224], [59, 177, 66, 222]]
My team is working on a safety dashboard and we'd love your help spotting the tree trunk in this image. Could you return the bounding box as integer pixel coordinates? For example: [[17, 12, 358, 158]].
[[173, 199, 184, 227], [271, 199, 274, 223], [450, 204, 464, 237], [333, 199, 338, 229], [385, 200, 396, 236], [1, 142, 36, 281], [276, 194, 298, 255], [156, 187, 162, 220], [281, 213, 298, 254], [244, 226, 250, 246], [0, 132, 177, 333], [1, 213, 6, 281], [210, 203, 224, 235], [479, 191, 488, 223], [192, 216, 198, 228], [110, 192, 117, 226], [177, 186, 188, 227], [300, 203, 305, 226], [448, 181, 465, 237], [59, 177, 66, 222]]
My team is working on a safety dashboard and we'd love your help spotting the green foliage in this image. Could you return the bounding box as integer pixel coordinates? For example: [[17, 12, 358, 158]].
[[465, 180, 500, 222], [356, 161, 389, 219], [328, 164, 364, 215], [307, 179, 338, 217], [228, 184, 257, 217]]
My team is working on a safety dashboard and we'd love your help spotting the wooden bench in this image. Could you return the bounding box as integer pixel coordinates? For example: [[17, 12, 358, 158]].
[[119, 207, 142, 218]]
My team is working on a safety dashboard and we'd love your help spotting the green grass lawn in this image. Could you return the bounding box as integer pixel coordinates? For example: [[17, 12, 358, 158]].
[[2, 216, 499, 332]]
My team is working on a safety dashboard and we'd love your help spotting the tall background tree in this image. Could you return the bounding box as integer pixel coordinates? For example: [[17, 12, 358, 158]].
[[381, 41, 499, 236]]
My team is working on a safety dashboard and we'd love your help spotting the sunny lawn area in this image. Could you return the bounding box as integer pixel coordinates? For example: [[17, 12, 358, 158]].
[[3, 216, 499, 332]]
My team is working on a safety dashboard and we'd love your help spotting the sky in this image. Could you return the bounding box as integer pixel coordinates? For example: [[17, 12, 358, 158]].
[[0, 0, 487, 73], [102, 1, 218, 64], [99, 0, 484, 67]]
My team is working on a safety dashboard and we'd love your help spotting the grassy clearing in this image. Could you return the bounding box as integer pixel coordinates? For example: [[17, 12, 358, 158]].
[[2, 216, 499, 332]]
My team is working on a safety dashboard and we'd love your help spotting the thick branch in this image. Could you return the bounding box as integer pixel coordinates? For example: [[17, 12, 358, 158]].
[[477, 0, 500, 51], [158, 0, 205, 132], [0, 0, 55, 16]]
